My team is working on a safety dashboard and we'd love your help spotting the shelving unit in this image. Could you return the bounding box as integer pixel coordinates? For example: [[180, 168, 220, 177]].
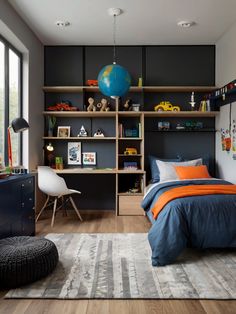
[[43, 44, 217, 214], [42, 90, 218, 215]]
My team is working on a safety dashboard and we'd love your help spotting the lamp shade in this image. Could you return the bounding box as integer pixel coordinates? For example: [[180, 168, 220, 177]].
[[11, 117, 29, 133], [98, 64, 131, 98]]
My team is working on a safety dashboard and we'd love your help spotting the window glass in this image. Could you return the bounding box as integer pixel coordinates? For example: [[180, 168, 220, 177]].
[[0, 42, 4, 164], [9, 49, 21, 166]]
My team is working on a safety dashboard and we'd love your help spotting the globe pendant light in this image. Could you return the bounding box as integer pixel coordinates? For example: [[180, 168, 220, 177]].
[[98, 8, 131, 99]]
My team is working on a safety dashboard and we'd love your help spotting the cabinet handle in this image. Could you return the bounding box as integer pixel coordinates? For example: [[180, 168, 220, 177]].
[[28, 180, 32, 184], [22, 202, 24, 207], [21, 184, 25, 187], [29, 198, 32, 201]]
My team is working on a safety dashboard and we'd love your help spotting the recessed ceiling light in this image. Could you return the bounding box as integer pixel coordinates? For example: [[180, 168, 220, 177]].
[[55, 21, 71, 27], [177, 21, 195, 28], [107, 8, 122, 16]]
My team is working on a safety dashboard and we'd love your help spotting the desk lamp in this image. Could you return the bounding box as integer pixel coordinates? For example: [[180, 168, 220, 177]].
[[8, 117, 29, 168]]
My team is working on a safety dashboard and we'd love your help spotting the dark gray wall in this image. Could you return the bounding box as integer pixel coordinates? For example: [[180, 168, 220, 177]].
[[44, 45, 216, 209]]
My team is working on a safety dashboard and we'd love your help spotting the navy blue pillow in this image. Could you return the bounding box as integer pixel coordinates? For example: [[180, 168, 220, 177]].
[[149, 155, 182, 183]]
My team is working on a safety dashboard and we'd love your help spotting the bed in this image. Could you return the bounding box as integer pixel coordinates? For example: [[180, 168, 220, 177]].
[[142, 168, 236, 266]]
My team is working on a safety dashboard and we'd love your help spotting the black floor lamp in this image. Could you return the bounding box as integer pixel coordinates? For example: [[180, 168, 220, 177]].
[[8, 117, 29, 168]]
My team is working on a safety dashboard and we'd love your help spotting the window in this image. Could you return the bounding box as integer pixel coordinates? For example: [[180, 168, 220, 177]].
[[0, 36, 22, 167]]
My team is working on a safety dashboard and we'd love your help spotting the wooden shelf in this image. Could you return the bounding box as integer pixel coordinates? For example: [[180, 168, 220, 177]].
[[144, 111, 219, 117], [143, 86, 217, 92], [118, 192, 144, 196], [42, 136, 116, 140], [54, 168, 116, 174], [147, 129, 216, 133], [118, 137, 143, 140], [118, 154, 142, 157], [43, 86, 84, 92], [118, 170, 145, 174], [43, 111, 218, 118], [43, 86, 143, 93], [84, 86, 143, 93], [42, 111, 116, 118], [43, 85, 216, 93]]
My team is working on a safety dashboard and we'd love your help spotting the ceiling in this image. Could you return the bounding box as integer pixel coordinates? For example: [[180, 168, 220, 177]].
[[8, 0, 236, 45]]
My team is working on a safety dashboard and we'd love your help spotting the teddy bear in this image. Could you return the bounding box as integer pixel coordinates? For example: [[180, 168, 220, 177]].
[[123, 99, 132, 111]]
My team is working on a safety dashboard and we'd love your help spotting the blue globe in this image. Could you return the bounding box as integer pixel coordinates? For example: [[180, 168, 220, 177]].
[[98, 64, 131, 97]]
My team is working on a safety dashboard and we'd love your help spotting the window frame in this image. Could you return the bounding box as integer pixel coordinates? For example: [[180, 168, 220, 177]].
[[0, 35, 23, 166]]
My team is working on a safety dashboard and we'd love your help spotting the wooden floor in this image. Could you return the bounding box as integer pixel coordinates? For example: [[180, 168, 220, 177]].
[[0, 211, 235, 314]]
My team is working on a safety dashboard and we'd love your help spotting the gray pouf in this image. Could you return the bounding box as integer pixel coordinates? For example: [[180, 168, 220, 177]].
[[0, 236, 59, 288]]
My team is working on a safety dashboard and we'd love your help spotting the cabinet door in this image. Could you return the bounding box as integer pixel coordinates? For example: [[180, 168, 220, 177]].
[[0, 180, 21, 237]]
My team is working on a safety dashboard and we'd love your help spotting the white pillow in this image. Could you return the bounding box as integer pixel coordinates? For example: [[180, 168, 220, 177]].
[[156, 158, 202, 182]]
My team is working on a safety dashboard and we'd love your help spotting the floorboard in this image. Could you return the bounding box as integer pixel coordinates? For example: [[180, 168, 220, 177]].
[[0, 211, 235, 314]]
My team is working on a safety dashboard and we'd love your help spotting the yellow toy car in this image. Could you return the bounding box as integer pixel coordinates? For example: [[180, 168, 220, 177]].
[[154, 101, 180, 112], [124, 148, 138, 155]]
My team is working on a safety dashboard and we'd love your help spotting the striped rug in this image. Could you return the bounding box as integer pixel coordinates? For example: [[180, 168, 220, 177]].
[[6, 233, 236, 299]]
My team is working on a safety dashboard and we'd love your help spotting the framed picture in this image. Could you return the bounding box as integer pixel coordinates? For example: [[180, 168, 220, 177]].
[[68, 142, 82, 165], [82, 152, 96, 165], [57, 126, 70, 138]]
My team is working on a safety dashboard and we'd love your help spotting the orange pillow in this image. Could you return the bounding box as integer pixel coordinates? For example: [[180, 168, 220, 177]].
[[174, 165, 211, 180]]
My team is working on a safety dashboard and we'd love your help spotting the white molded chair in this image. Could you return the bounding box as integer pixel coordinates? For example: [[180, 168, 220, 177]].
[[36, 166, 83, 227]]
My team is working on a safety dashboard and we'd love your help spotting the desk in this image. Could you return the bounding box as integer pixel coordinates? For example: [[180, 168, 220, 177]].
[[33, 168, 145, 214]]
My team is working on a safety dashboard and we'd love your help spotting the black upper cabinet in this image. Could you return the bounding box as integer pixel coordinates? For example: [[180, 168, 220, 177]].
[[85, 46, 142, 85], [145, 46, 215, 86], [45, 46, 83, 86]]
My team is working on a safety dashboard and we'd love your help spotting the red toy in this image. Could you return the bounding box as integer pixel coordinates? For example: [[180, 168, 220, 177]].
[[86, 80, 98, 86], [47, 102, 77, 111]]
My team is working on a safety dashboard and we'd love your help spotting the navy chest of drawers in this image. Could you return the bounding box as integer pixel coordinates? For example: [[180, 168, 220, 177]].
[[0, 174, 35, 239]]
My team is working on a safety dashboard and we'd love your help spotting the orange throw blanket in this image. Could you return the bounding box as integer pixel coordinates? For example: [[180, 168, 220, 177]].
[[152, 185, 236, 220]]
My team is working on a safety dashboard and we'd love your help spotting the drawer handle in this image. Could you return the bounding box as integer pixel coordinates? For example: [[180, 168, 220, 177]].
[[29, 198, 32, 201], [22, 202, 24, 207], [21, 184, 24, 187]]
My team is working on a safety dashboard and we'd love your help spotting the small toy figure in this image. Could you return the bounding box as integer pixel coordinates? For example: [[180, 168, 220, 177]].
[[154, 101, 180, 112], [94, 129, 104, 137], [78, 125, 88, 137], [123, 99, 132, 111], [97, 98, 110, 111], [189, 92, 196, 111], [87, 97, 96, 111]]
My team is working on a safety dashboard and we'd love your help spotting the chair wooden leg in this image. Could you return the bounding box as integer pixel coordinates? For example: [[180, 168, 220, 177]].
[[36, 195, 50, 222], [51, 197, 58, 227], [69, 196, 83, 221]]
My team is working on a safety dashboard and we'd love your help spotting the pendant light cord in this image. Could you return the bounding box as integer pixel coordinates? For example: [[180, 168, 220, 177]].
[[113, 14, 116, 64]]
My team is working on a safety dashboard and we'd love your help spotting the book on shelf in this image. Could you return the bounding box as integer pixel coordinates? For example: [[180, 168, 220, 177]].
[[118, 123, 124, 138], [138, 123, 142, 137]]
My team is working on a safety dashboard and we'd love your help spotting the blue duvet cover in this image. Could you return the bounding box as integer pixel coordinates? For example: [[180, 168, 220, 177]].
[[141, 179, 236, 266]]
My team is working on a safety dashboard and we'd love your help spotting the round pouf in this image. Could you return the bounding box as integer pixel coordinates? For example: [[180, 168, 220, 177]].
[[0, 236, 59, 288]]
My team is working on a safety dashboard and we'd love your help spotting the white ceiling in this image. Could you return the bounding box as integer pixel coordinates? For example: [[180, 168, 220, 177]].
[[8, 0, 236, 45]]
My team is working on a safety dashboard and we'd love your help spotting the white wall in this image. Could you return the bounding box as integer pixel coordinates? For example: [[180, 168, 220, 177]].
[[216, 20, 236, 87], [215, 103, 236, 183], [0, 0, 44, 170]]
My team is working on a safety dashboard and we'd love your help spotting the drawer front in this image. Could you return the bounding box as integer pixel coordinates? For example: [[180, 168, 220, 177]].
[[119, 195, 144, 215], [21, 177, 34, 195]]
